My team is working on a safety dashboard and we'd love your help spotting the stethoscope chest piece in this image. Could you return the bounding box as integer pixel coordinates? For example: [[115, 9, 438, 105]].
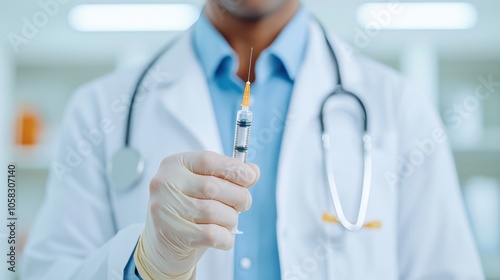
[[107, 147, 145, 192]]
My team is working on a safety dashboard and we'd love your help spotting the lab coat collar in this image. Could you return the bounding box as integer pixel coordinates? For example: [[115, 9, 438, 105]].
[[153, 29, 224, 154], [324, 30, 364, 93]]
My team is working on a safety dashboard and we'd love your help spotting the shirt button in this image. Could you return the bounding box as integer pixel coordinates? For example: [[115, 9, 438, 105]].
[[240, 257, 252, 270]]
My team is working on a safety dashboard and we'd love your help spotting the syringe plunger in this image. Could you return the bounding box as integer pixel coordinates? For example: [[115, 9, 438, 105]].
[[233, 109, 252, 163]]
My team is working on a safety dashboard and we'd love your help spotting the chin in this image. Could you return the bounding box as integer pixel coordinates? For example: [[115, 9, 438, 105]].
[[217, 0, 288, 20]]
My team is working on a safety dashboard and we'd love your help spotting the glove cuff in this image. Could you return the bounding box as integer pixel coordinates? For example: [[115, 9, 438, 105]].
[[134, 233, 196, 280]]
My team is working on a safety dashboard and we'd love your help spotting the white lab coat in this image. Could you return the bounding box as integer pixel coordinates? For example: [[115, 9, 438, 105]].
[[21, 20, 484, 280]]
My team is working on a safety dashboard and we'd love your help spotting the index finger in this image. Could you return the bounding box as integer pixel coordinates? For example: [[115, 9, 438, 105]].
[[179, 151, 258, 187]]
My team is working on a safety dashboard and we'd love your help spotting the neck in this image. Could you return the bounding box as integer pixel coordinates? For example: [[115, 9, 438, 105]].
[[205, 0, 300, 82]]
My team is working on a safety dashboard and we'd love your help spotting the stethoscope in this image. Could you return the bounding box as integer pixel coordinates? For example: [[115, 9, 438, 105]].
[[106, 21, 372, 233]]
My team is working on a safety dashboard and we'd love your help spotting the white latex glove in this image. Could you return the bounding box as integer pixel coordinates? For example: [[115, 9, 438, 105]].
[[134, 151, 260, 280]]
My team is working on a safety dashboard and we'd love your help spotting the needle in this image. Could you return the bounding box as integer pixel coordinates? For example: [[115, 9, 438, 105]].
[[247, 47, 254, 83]]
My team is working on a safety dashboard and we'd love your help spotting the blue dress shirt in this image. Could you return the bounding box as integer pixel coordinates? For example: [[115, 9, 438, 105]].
[[125, 6, 309, 280]]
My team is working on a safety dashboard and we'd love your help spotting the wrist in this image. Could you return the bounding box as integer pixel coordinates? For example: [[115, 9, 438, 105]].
[[134, 233, 195, 280]]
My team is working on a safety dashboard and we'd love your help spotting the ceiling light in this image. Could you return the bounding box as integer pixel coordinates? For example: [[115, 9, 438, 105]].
[[69, 4, 200, 32], [356, 2, 478, 30]]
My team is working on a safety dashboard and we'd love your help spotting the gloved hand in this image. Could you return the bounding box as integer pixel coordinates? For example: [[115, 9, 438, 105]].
[[134, 151, 260, 280]]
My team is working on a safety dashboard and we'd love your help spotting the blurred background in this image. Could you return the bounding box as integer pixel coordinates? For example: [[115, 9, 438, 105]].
[[0, 0, 499, 279]]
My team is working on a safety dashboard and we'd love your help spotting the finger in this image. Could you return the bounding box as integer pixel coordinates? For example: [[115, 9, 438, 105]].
[[246, 163, 260, 186], [150, 184, 240, 230], [148, 198, 233, 251], [190, 224, 234, 250], [180, 151, 258, 187], [183, 175, 252, 212], [188, 199, 238, 231]]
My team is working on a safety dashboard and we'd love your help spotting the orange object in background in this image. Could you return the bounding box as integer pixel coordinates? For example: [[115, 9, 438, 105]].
[[15, 107, 42, 146]]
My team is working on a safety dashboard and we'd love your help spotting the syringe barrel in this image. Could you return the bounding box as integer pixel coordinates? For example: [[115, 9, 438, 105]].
[[233, 109, 253, 163]]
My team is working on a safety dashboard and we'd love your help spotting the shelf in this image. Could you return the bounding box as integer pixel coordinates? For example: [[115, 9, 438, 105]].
[[11, 144, 52, 170], [453, 149, 500, 186], [449, 127, 500, 153]]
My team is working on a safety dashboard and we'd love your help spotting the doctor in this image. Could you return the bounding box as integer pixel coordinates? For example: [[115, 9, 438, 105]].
[[22, 0, 483, 279]]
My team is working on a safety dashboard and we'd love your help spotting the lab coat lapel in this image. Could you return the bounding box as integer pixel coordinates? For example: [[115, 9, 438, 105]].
[[156, 31, 224, 154], [276, 19, 364, 257], [277, 21, 334, 229]]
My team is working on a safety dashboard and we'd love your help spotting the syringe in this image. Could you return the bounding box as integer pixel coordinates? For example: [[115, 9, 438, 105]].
[[232, 48, 254, 235], [232, 48, 254, 163]]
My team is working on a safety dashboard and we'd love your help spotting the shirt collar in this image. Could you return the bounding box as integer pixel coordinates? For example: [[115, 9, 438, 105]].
[[192, 11, 233, 81], [266, 6, 309, 80], [192, 5, 309, 81]]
